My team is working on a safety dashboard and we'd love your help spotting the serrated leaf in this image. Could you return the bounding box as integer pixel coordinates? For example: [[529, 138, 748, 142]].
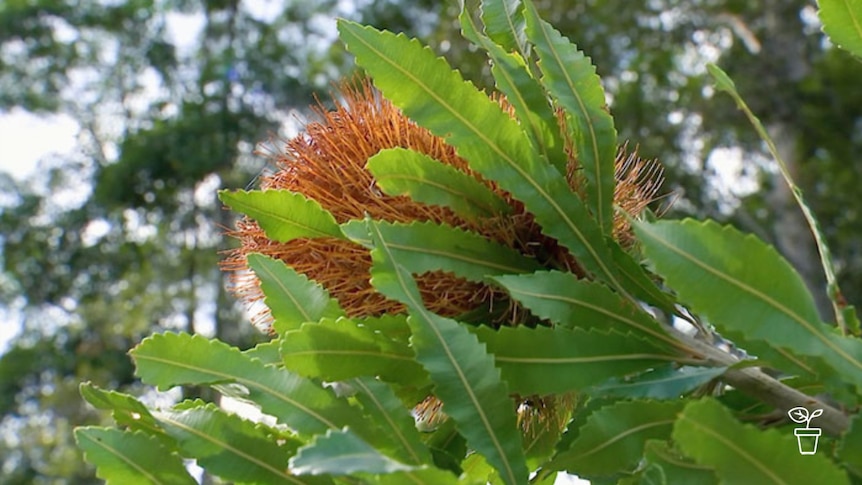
[[219, 189, 343, 242], [366, 147, 511, 218], [349, 377, 433, 466], [634, 219, 862, 389], [460, 5, 567, 172], [364, 220, 528, 485], [131, 332, 367, 437], [492, 271, 684, 353], [610, 242, 678, 315], [524, 1, 617, 234], [337, 20, 628, 296], [818, 0, 862, 59], [75, 427, 195, 485], [548, 400, 685, 477], [473, 325, 679, 396], [342, 219, 542, 282], [673, 398, 849, 485], [708, 63, 851, 333], [480, 0, 527, 55], [588, 365, 727, 399], [838, 415, 862, 478], [291, 428, 413, 475], [642, 440, 717, 485], [80, 383, 167, 440], [156, 402, 327, 485], [247, 253, 345, 334], [243, 340, 282, 365], [280, 318, 426, 386]]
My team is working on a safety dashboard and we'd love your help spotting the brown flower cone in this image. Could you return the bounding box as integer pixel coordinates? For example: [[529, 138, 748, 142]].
[[222, 78, 665, 431]]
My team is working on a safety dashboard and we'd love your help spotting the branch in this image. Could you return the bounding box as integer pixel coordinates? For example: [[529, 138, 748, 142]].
[[673, 327, 852, 436]]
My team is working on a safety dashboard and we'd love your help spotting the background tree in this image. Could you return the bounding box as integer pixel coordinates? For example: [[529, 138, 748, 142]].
[[0, 1, 440, 481]]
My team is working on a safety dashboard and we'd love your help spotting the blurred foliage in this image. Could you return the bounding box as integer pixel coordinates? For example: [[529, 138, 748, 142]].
[[1, 0, 861, 482]]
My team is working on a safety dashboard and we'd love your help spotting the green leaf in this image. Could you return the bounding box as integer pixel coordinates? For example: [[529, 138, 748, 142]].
[[473, 325, 679, 395], [492, 271, 684, 353], [342, 219, 542, 282], [364, 220, 528, 485], [247, 253, 345, 334], [587, 365, 727, 399], [156, 402, 327, 485], [708, 63, 851, 333], [610, 243, 678, 315], [349, 377, 433, 466], [818, 0, 862, 59], [838, 415, 862, 478], [219, 189, 343, 242], [634, 219, 862, 389], [366, 147, 510, 219], [460, 5, 567, 172], [480, 0, 526, 56], [280, 318, 426, 386], [291, 428, 414, 475], [371, 467, 461, 485], [524, 1, 617, 234], [80, 383, 168, 441], [642, 440, 717, 485], [673, 398, 849, 485], [243, 340, 283, 365], [131, 332, 367, 437], [548, 399, 684, 477], [75, 427, 195, 485], [337, 20, 627, 296]]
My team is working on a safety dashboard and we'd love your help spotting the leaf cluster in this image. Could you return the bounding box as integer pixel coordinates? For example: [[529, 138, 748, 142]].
[[77, 1, 862, 484]]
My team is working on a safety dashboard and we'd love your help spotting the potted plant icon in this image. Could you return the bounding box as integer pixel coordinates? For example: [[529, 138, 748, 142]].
[[787, 407, 823, 455]]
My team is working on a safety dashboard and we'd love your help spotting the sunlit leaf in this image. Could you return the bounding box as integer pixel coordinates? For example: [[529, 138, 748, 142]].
[[338, 20, 627, 295], [80, 383, 167, 441], [75, 427, 195, 485], [247, 253, 345, 334], [366, 147, 511, 219], [291, 428, 414, 476], [480, 0, 526, 55], [342, 219, 541, 282], [818, 0, 862, 59], [131, 332, 368, 437], [219, 189, 344, 242], [460, 4, 567, 172], [280, 318, 426, 386], [156, 402, 329, 484], [524, 0, 617, 234]]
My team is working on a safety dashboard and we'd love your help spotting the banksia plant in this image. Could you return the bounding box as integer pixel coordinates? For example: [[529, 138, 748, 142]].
[[77, 2, 862, 484]]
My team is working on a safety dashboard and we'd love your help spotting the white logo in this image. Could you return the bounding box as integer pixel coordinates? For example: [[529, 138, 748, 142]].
[[787, 407, 823, 455]]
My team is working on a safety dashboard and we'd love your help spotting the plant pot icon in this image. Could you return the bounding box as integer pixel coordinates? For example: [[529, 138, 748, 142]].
[[788, 407, 823, 455], [794, 427, 821, 455]]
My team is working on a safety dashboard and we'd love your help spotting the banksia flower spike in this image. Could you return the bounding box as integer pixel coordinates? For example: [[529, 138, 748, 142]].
[[221, 78, 665, 439], [223, 80, 663, 332]]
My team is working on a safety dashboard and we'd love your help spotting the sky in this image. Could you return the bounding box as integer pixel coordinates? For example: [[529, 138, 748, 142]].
[[0, 110, 78, 179]]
